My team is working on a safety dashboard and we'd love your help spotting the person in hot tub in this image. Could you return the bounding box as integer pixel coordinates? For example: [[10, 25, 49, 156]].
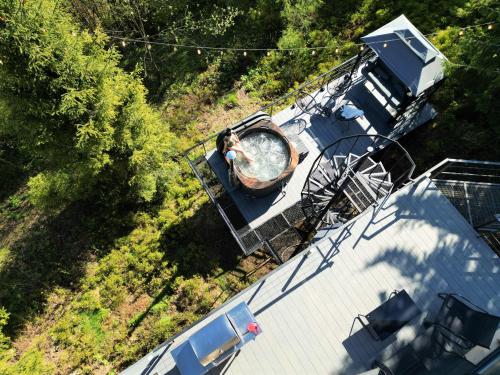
[[223, 128, 254, 163]]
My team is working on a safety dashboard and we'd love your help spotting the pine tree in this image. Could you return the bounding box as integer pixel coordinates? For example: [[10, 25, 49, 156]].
[[0, 0, 177, 210]]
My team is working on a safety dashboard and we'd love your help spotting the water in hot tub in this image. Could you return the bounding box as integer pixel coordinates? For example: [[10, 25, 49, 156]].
[[234, 132, 290, 181]]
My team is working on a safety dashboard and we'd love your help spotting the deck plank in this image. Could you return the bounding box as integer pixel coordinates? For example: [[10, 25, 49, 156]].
[[123, 176, 500, 375]]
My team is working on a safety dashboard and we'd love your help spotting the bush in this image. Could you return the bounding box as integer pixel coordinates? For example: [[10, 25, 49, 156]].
[[0, 0, 177, 212]]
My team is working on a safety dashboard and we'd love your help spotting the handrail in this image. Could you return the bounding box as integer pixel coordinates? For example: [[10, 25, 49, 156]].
[[186, 157, 249, 252], [423, 158, 500, 185], [184, 51, 375, 157], [302, 134, 415, 197]]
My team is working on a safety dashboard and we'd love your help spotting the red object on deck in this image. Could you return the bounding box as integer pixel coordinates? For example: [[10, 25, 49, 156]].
[[247, 322, 260, 334]]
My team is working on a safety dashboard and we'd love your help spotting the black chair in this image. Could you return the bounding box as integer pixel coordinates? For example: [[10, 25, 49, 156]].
[[356, 290, 421, 341], [433, 293, 500, 350], [372, 293, 500, 375]]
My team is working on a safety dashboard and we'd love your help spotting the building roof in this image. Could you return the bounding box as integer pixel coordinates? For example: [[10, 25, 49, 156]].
[[122, 176, 500, 375], [361, 15, 447, 96]]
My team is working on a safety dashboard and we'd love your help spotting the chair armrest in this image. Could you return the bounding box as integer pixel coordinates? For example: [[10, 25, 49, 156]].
[[438, 293, 488, 313], [372, 360, 394, 375], [428, 322, 475, 351]]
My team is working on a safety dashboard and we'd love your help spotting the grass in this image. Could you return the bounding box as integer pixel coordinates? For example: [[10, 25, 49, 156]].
[[0, 90, 275, 373], [216, 91, 239, 109]]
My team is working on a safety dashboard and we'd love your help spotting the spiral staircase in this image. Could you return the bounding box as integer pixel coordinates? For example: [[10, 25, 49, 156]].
[[301, 135, 415, 229]]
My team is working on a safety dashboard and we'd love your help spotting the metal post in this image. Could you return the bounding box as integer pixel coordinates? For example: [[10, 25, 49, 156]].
[[349, 49, 366, 81]]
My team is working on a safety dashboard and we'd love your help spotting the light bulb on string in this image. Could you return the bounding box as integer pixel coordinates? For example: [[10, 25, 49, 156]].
[[121, 40, 126, 47], [360, 45, 364, 51], [459, 30, 464, 36], [243, 51, 247, 57], [267, 51, 271, 56], [383, 42, 388, 48], [197, 49, 201, 55], [146, 44, 151, 50], [311, 50, 316, 55], [488, 24, 493, 30], [335, 48, 339, 54], [173, 46, 177, 52]]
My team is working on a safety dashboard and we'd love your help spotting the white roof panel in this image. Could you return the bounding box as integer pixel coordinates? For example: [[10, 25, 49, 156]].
[[362, 15, 447, 96]]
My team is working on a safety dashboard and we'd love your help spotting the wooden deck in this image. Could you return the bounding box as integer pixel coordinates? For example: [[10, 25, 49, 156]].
[[206, 69, 436, 229], [122, 176, 500, 375]]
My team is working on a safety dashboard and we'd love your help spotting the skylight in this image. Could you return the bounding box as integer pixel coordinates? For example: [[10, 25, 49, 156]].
[[394, 29, 438, 63]]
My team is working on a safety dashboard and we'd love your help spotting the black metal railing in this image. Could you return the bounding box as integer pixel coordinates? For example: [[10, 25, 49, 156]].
[[183, 52, 376, 258], [428, 159, 500, 256], [300, 134, 415, 232], [426, 159, 500, 184]]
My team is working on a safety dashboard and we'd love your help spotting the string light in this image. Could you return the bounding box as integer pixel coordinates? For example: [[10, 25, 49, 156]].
[[146, 44, 151, 50], [121, 40, 126, 47], [108, 21, 496, 56]]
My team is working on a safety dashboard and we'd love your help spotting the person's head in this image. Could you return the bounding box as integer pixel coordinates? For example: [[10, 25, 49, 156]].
[[224, 128, 233, 137]]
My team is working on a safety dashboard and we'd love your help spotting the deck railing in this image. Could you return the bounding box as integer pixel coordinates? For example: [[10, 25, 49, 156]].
[[427, 159, 500, 255], [184, 51, 376, 258], [426, 158, 500, 184], [184, 50, 376, 158]]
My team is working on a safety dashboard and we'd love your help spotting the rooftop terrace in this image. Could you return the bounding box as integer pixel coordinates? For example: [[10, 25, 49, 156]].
[[122, 175, 500, 375]]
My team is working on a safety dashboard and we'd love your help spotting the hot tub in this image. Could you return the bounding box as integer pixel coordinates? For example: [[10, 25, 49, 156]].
[[218, 120, 298, 196]]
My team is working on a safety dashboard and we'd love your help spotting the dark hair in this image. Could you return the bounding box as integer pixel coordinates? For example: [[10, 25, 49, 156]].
[[224, 128, 232, 136]]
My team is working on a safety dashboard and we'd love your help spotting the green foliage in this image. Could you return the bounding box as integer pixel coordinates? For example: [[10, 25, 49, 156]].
[[0, 346, 54, 375], [0, 309, 53, 375], [216, 91, 239, 109], [0, 307, 9, 352], [172, 275, 223, 314], [0, 0, 177, 211], [0, 0, 499, 374], [50, 292, 111, 371]]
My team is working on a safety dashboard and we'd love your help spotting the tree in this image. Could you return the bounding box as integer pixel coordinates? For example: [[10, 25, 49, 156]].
[[0, 0, 177, 210]]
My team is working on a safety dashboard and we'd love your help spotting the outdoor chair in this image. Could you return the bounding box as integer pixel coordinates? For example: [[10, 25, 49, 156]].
[[326, 73, 352, 101], [356, 290, 421, 341], [372, 293, 500, 375]]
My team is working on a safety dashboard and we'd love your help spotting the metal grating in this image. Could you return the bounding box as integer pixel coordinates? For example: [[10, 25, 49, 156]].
[[465, 183, 500, 227], [255, 214, 290, 240], [432, 180, 469, 220], [239, 230, 261, 252], [433, 180, 500, 228], [480, 232, 500, 257], [433, 179, 500, 255], [271, 228, 303, 262], [283, 203, 306, 226]]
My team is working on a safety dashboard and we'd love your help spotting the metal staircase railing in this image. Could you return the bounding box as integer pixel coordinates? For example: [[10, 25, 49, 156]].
[[301, 134, 415, 233]]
